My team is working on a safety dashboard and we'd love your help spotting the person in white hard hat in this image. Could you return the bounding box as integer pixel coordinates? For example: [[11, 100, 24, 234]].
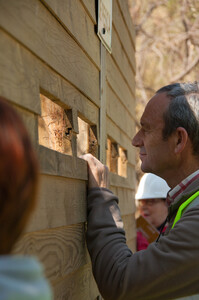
[[136, 173, 170, 250]]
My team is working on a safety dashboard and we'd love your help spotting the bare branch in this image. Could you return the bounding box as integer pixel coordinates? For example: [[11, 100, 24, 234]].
[[170, 52, 199, 83], [136, 0, 169, 33]]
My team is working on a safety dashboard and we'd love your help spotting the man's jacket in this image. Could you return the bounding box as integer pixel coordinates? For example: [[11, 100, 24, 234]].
[[86, 177, 199, 300]]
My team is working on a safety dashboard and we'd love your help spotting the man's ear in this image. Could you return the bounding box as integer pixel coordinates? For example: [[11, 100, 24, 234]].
[[174, 127, 188, 154]]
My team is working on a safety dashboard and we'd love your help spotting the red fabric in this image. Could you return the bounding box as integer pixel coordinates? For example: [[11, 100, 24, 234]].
[[136, 231, 149, 251], [137, 224, 167, 251]]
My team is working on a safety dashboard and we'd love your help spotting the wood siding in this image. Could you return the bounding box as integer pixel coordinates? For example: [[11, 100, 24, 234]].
[[0, 0, 136, 298]]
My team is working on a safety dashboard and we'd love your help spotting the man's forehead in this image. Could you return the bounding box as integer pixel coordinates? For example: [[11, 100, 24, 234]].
[[140, 92, 170, 123]]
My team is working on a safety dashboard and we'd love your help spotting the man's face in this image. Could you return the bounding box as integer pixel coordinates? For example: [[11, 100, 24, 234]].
[[132, 92, 175, 177]]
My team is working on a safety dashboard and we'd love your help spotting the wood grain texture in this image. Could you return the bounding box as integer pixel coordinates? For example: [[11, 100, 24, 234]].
[[127, 238, 137, 253], [38, 95, 73, 155], [112, 0, 135, 69], [117, 0, 136, 48], [109, 164, 136, 189], [106, 116, 136, 165], [0, 0, 137, 297], [53, 264, 99, 300], [118, 147, 128, 177], [37, 55, 100, 116], [106, 84, 135, 139], [14, 105, 39, 147], [26, 175, 87, 232], [117, 187, 136, 215], [41, 0, 100, 68], [122, 213, 136, 244], [0, 28, 100, 119], [99, 44, 107, 163], [0, 0, 99, 103], [14, 224, 89, 283], [111, 26, 136, 86], [0, 29, 40, 114], [80, 0, 97, 24], [106, 53, 135, 113], [37, 145, 87, 179], [126, 164, 137, 186], [110, 175, 132, 190]]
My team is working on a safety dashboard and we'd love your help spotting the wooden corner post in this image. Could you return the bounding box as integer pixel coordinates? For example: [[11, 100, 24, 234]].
[[99, 43, 107, 164]]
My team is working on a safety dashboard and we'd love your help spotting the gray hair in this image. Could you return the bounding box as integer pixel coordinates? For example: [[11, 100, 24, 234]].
[[156, 82, 199, 157]]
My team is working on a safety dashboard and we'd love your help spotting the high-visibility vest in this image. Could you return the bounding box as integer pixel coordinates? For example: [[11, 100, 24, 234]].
[[172, 191, 199, 229]]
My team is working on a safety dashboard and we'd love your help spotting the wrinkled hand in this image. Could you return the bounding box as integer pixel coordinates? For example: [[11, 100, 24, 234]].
[[81, 153, 110, 189]]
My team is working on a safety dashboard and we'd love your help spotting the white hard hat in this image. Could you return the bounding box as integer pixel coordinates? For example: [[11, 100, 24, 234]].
[[135, 173, 170, 200]]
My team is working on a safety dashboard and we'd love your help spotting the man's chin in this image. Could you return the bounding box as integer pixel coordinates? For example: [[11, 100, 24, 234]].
[[141, 163, 150, 173]]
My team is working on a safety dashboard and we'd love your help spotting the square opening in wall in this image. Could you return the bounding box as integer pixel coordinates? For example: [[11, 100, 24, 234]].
[[38, 94, 72, 155], [106, 138, 119, 174], [118, 147, 127, 177], [77, 117, 98, 157], [106, 138, 127, 177]]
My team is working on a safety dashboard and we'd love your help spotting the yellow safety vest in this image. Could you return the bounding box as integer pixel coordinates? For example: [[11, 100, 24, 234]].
[[172, 191, 199, 229]]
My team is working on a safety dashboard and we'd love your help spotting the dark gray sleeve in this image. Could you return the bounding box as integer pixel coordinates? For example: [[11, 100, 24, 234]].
[[86, 188, 199, 300]]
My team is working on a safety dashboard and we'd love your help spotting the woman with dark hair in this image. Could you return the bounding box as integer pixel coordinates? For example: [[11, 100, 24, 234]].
[[0, 97, 52, 299]]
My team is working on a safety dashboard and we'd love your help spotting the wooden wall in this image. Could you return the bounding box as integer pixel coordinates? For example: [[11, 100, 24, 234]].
[[0, 0, 136, 299]]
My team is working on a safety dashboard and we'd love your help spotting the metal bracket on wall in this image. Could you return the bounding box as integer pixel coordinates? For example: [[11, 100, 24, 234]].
[[97, 0, 112, 53]]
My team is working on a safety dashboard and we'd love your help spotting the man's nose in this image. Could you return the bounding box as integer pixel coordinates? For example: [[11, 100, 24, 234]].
[[132, 130, 142, 147]]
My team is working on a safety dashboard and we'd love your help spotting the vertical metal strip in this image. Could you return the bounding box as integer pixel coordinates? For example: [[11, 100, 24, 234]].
[[99, 42, 107, 163]]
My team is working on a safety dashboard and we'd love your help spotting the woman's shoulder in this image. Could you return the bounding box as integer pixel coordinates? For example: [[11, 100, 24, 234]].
[[0, 255, 53, 300]]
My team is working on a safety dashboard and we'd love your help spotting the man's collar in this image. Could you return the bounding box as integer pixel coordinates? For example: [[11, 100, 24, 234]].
[[167, 170, 199, 205]]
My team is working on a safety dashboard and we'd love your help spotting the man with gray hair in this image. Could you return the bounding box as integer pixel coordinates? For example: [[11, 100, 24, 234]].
[[82, 81, 199, 300]]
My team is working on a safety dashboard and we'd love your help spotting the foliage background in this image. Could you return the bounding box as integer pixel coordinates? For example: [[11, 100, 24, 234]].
[[128, 0, 199, 182]]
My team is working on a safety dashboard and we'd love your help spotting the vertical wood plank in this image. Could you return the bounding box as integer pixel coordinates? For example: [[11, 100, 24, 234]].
[[99, 44, 107, 163]]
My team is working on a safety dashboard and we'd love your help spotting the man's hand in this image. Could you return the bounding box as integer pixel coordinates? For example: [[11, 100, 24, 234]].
[[81, 154, 110, 189]]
